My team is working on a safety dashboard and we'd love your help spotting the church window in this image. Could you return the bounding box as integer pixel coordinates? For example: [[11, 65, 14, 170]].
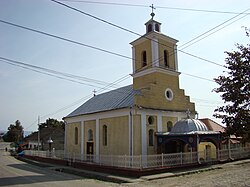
[[155, 24, 159, 32], [164, 50, 169, 67], [148, 129, 154, 146], [148, 116, 154, 125], [165, 88, 173, 101], [75, 127, 78, 145], [103, 125, 107, 146], [88, 129, 93, 141], [167, 121, 173, 132], [148, 24, 152, 32], [142, 51, 147, 67]]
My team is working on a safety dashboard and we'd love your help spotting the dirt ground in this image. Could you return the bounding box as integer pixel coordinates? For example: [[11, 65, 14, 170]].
[[117, 162, 250, 187]]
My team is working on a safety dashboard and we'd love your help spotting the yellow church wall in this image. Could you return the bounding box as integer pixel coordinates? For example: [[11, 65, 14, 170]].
[[66, 122, 81, 154], [198, 142, 217, 160], [84, 120, 96, 154], [99, 116, 129, 155], [158, 38, 176, 70], [133, 40, 152, 72], [162, 116, 178, 132], [134, 72, 195, 113], [146, 115, 157, 155], [133, 114, 142, 155]]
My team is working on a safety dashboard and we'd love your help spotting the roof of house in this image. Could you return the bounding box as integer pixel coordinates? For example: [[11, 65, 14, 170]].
[[66, 85, 141, 118], [199, 118, 225, 132]]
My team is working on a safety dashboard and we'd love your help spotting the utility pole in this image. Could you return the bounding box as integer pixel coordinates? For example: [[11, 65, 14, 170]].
[[38, 116, 40, 151]]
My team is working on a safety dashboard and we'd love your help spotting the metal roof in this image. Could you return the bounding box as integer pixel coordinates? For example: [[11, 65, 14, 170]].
[[66, 85, 140, 118], [171, 118, 209, 134]]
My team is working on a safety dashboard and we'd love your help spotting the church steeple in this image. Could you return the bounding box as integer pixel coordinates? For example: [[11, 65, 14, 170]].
[[130, 9, 195, 114], [145, 4, 161, 33]]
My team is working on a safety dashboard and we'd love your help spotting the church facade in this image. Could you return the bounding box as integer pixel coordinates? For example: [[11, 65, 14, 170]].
[[64, 14, 196, 157]]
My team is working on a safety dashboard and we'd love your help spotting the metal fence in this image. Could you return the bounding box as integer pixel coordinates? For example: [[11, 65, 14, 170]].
[[24, 146, 250, 170]]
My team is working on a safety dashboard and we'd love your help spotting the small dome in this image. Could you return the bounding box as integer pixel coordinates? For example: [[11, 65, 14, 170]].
[[171, 119, 208, 133]]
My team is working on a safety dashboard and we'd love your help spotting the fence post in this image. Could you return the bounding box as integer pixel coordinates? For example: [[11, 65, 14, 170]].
[[140, 155, 142, 170], [161, 153, 164, 167], [180, 152, 183, 165]]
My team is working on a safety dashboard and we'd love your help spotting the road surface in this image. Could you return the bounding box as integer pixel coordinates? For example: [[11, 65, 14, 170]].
[[1, 142, 250, 187], [0, 142, 112, 187]]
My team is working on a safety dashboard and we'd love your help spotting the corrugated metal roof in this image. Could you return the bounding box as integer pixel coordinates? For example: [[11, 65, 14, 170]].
[[66, 85, 140, 118]]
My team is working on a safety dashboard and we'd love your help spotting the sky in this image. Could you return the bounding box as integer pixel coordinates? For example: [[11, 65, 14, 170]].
[[0, 0, 249, 132]]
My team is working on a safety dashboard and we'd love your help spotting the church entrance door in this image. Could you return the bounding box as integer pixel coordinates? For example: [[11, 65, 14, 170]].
[[87, 142, 94, 162]]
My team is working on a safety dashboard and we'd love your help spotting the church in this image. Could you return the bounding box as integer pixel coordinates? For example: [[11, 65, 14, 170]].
[[63, 11, 220, 158]]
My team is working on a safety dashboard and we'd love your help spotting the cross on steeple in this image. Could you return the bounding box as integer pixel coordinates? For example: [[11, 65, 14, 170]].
[[93, 89, 96, 97], [150, 4, 156, 19]]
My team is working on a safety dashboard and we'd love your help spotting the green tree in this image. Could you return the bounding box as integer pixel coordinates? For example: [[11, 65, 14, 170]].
[[3, 120, 24, 142], [39, 118, 64, 130], [213, 35, 250, 142]]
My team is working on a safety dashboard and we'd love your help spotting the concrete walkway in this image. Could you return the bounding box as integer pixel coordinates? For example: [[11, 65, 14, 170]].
[[18, 156, 250, 183]]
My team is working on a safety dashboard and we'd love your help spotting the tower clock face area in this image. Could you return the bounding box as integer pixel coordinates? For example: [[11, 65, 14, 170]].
[[165, 88, 173, 101]]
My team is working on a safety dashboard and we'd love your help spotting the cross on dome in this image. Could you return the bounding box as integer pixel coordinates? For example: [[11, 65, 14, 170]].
[[150, 4, 156, 19]]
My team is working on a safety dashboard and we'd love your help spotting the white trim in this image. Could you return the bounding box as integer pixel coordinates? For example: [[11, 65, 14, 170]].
[[157, 114, 162, 132], [64, 121, 67, 154], [81, 121, 84, 155], [132, 66, 180, 79], [132, 47, 136, 74], [65, 108, 131, 124], [174, 45, 178, 71], [141, 112, 147, 155], [96, 118, 99, 156], [128, 113, 131, 156], [151, 37, 159, 67]]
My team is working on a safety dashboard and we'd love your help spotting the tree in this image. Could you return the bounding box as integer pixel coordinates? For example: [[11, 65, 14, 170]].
[[213, 34, 250, 142], [3, 120, 24, 142], [39, 118, 64, 130]]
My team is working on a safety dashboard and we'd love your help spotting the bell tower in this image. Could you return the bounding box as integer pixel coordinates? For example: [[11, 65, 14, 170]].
[[130, 8, 195, 114]]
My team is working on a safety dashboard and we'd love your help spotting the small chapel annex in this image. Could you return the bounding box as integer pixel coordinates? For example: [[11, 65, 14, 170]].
[[63, 13, 219, 158]]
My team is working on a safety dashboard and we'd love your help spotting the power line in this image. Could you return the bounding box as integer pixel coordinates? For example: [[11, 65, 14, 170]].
[[0, 19, 132, 61], [51, 0, 227, 69], [58, 0, 250, 15], [0, 19, 218, 82], [0, 57, 122, 89]]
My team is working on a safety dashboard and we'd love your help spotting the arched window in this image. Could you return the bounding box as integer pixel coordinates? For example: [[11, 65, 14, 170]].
[[148, 129, 154, 146], [142, 51, 147, 67], [103, 125, 107, 146], [164, 50, 169, 67], [155, 24, 159, 32], [148, 24, 152, 32], [75, 127, 78, 145], [167, 121, 173, 132], [88, 129, 93, 141]]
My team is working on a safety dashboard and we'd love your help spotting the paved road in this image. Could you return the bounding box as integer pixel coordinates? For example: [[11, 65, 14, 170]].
[[0, 142, 112, 187], [1, 142, 250, 187]]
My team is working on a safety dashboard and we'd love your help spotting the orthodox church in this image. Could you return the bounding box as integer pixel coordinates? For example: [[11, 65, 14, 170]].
[[64, 12, 220, 157]]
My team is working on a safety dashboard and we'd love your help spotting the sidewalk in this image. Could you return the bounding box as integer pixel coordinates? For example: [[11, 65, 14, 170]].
[[18, 156, 250, 183]]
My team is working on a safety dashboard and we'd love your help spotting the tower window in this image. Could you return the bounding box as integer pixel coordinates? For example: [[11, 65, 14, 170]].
[[155, 24, 159, 32], [164, 50, 169, 67], [148, 129, 154, 146], [165, 88, 174, 101], [75, 127, 78, 145], [103, 125, 107, 146], [148, 24, 152, 32], [142, 51, 147, 67]]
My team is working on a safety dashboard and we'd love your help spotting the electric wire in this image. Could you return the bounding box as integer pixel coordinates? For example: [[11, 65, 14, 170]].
[[58, 0, 250, 15], [51, 0, 228, 69], [0, 19, 216, 82]]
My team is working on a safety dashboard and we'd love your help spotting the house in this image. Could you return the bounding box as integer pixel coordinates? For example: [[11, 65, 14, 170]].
[[64, 12, 220, 157]]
